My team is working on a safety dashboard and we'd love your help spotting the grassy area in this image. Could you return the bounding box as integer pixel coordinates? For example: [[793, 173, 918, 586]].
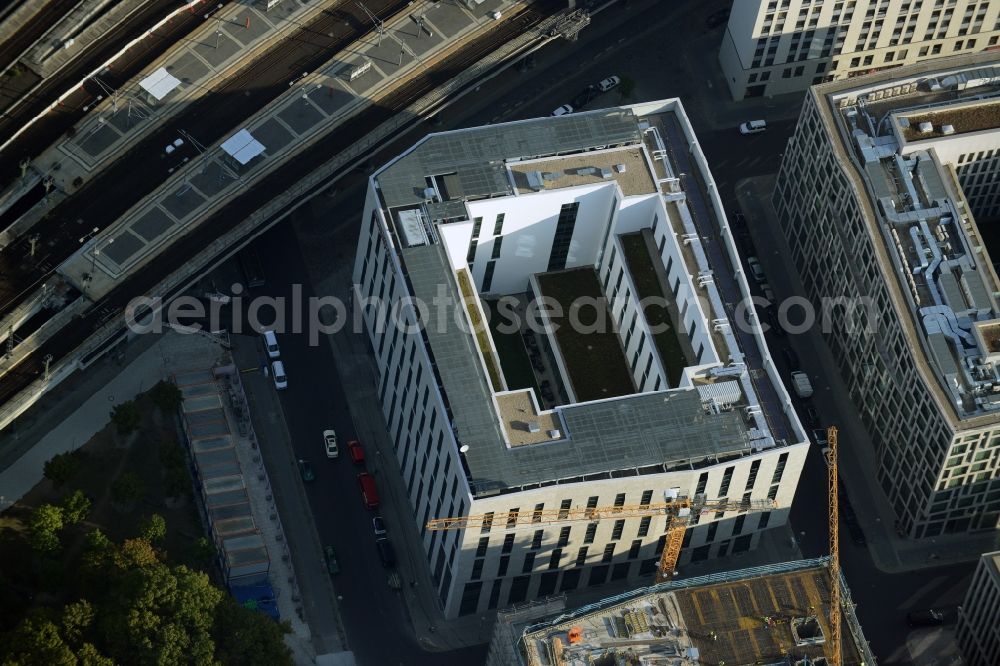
[[0, 392, 203, 631], [619, 233, 689, 387], [485, 298, 541, 396], [535, 268, 635, 402], [456, 269, 503, 392], [904, 101, 1000, 139]]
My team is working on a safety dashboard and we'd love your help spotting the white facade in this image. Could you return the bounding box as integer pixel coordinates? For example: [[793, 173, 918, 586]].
[[719, 0, 1000, 100], [353, 101, 807, 618], [773, 56, 1000, 538], [957, 551, 1000, 666]]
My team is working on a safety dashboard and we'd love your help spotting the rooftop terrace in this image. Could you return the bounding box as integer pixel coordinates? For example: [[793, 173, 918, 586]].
[[534, 268, 635, 403], [900, 98, 1000, 140], [509, 147, 656, 197]]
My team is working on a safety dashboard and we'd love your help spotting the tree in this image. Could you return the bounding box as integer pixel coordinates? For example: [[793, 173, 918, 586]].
[[82, 528, 112, 569], [151, 381, 183, 413], [61, 600, 94, 643], [110, 472, 144, 509], [140, 514, 167, 543], [159, 440, 185, 469], [43, 452, 81, 488], [191, 536, 216, 567], [213, 596, 293, 666], [111, 538, 160, 571], [0, 615, 76, 666], [61, 490, 91, 525], [109, 400, 141, 436], [28, 504, 65, 553]]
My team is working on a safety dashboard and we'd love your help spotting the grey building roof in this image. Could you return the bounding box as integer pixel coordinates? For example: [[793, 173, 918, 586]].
[[402, 241, 750, 496], [376, 109, 642, 210]]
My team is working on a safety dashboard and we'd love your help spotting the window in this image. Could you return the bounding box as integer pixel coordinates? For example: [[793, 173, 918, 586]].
[[558, 499, 572, 519], [884, 51, 895, 62], [772, 453, 789, 484], [640, 490, 653, 506], [471, 217, 483, 239], [476, 537, 489, 557], [585, 496, 599, 518], [491, 236, 503, 260], [706, 522, 718, 543], [919, 46, 929, 56], [696, 472, 708, 495], [547, 203, 580, 271], [507, 576, 529, 604], [862, 55, 873, 65], [793, 65, 804, 76], [487, 580, 502, 609], [560, 569, 581, 592], [493, 214, 505, 236], [614, 493, 626, 507], [557, 526, 571, 548], [745, 460, 761, 491], [481, 512, 494, 534], [584, 523, 597, 544], [506, 508, 520, 528], [532, 503, 544, 523], [482, 260, 496, 292], [459, 582, 482, 616], [602, 544, 616, 563], [548, 549, 563, 569], [587, 566, 609, 587], [931, 44, 942, 54], [576, 547, 589, 565], [522, 552, 536, 573], [850, 56, 860, 67], [628, 539, 642, 559], [497, 555, 510, 576], [611, 562, 630, 580], [733, 515, 747, 536], [465, 240, 477, 264], [611, 520, 625, 540], [719, 466, 735, 496], [760, 71, 771, 81], [782, 67, 793, 78], [471, 558, 484, 580], [816, 61, 827, 73], [530, 530, 543, 550], [638, 516, 652, 537], [502, 534, 515, 554]]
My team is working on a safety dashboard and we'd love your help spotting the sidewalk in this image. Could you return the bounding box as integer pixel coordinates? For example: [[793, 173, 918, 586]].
[[736, 174, 1000, 573]]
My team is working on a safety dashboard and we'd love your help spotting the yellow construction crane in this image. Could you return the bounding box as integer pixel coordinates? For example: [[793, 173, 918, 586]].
[[827, 425, 842, 666], [427, 495, 777, 583]]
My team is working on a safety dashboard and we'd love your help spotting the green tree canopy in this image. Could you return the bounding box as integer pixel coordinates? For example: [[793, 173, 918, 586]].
[[61, 490, 92, 525], [28, 504, 64, 553], [110, 472, 144, 508], [109, 400, 141, 436], [0, 615, 76, 666], [140, 514, 167, 543], [151, 381, 184, 413], [43, 452, 81, 488], [213, 596, 293, 666]]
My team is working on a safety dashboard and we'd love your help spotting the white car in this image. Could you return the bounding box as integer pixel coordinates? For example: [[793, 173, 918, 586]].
[[262, 330, 280, 359], [739, 119, 767, 134], [272, 361, 288, 390], [598, 75, 621, 92], [324, 429, 339, 458], [551, 104, 573, 117]]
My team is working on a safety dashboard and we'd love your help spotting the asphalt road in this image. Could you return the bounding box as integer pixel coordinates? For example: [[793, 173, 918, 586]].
[[235, 222, 489, 665]]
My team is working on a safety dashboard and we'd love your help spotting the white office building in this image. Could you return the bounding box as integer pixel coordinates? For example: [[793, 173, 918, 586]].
[[352, 100, 808, 618], [773, 53, 1000, 539], [719, 0, 1000, 101], [957, 550, 1000, 666]]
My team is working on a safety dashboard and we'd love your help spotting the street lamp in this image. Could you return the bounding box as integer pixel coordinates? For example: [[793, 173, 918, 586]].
[[79, 228, 113, 289]]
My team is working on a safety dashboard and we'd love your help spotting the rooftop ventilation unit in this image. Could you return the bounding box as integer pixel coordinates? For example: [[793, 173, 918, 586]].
[[600, 167, 613, 179], [941, 124, 956, 135], [527, 421, 540, 433], [547, 429, 561, 438], [918, 122, 934, 134], [614, 163, 627, 173]]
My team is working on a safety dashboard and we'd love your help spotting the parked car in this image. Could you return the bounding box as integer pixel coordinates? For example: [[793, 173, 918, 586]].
[[572, 85, 598, 109], [811, 428, 829, 446], [348, 439, 365, 465], [358, 472, 379, 509], [747, 256, 766, 283], [705, 8, 730, 28], [906, 609, 944, 627], [803, 404, 820, 428], [376, 537, 396, 568], [262, 330, 280, 358], [298, 459, 315, 483], [766, 307, 785, 338], [782, 346, 800, 371], [324, 429, 339, 458], [551, 104, 573, 117], [597, 75, 621, 92], [272, 361, 287, 390], [762, 282, 776, 303], [373, 516, 387, 537], [739, 120, 767, 134], [324, 545, 340, 575]]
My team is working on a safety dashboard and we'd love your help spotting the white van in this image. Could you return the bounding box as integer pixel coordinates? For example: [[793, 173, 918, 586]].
[[739, 120, 767, 135], [262, 330, 280, 359], [272, 361, 288, 390]]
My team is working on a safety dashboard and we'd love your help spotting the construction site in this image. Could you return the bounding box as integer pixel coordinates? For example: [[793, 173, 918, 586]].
[[486, 557, 876, 666]]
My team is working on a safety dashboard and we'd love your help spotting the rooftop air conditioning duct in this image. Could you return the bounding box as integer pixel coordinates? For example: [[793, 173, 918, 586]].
[[918, 122, 934, 134], [547, 429, 561, 438], [941, 124, 956, 135]]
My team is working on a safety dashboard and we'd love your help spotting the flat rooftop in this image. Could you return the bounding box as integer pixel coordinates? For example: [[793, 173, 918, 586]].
[[495, 389, 563, 447], [515, 558, 870, 666], [899, 98, 1000, 140], [509, 147, 656, 197], [822, 55, 1000, 422], [534, 268, 635, 403]]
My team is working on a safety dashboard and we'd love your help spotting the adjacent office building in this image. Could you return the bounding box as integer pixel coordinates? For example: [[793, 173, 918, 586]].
[[486, 557, 876, 666], [773, 53, 1000, 538], [957, 550, 1000, 666], [353, 100, 808, 618], [720, 0, 1000, 100]]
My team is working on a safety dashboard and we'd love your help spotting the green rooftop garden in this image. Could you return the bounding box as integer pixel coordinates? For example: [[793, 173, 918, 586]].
[[485, 298, 542, 397], [535, 268, 635, 402], [619, 233, 689, 387], [456, 269, 503, 392]]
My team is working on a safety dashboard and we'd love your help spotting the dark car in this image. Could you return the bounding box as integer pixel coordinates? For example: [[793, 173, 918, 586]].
[[376, 537, 396, 568], [298, 459, 315, 483], [906, 609, 944, 627], [705, 8, 731, 28], [782, 346, 800, 370], [803, 404, 820, 427], [766, 308, 786, 338], [571, 85, 598, 110], [323, 545, 340, 575]]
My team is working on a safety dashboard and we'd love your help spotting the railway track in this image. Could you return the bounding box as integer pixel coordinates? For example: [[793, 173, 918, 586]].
[[0, 0, 415, 314], [0, 0, 199, 181], [0, 0, 559, 409]]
